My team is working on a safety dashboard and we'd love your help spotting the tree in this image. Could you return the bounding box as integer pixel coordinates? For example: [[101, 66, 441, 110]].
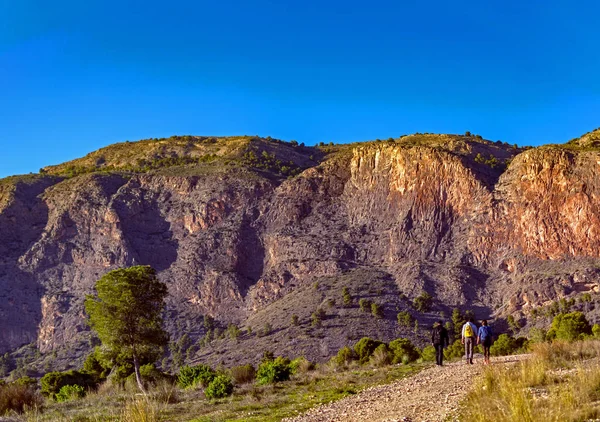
[[84, 266, 169, 393], [413, 292, 433, 312]]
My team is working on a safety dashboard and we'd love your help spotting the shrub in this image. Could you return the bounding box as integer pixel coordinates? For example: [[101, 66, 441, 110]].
[[370, 344, 391, 367], [444, 339, 465, 360], [0, 383, 43, 414], [528, 327, 547, 344], [15, 376, 37, 388], [420, 345, 436, 361], [397, 311, 414, 327], [371, 303, 384, 318], [359, 298, 372, 312], [593, 324, 600, 338], [413, 292, 433, 312], [389, 338, 420, 364], [40, 370, 96, 399], [205, 375, 233, 399], [291, 314, 299, 326], [342, 287, 352, 305], [334, 346, 357, 367], [490, 334, 519, 356], [548, 312, 592, 342], [311, 312, 322, 327], [230, 364, 256, 385], [55, 384, 86, 402], [289, 357, 314, 375], [354, 337, 384, 363], [177, 364, 216, 389], [256, 357, 291, 385]]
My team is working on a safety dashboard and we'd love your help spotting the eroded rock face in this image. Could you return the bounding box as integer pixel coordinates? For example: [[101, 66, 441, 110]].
[[2, 135, 600, 365]]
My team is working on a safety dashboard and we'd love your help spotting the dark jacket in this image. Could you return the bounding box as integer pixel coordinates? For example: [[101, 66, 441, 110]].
[[431, 324, 449, 347]]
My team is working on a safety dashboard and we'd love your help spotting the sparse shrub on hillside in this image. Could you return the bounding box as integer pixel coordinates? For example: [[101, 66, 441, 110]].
[[547, 311, 591, 341], [334, 346, 357, 368], [354, 337, 384, 364], [311, 312, 322, 328], [226, 323, 241, 341], [259, 323, 272, 337], [359, 298, 372, 312], [291, 314, 299, 326], [55, 384, 86, 402], [342, 286, 352, 306], [413, 292, 433, 312], [177, 364, 216, 389], [507, 315, 521, 334], [205, 375, 233, 399], [256, 357, 291, 385], [371, 302, 384, 318], [289, 357, 314, 375], [230, 364, 256, 384], [0, 382, 43, 414], [370, 344, 392, 367], [388, 338, 420, 364], [397, 311, 414, 327], [593, 324, 600, 338]]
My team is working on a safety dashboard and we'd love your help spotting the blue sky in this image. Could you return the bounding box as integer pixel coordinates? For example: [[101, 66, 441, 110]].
[[1, 1, 599, 177]]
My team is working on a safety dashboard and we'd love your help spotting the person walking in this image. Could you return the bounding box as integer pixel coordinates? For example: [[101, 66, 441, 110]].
[[477, 320, 493, 365], [461, 317, 478, 364], [431, 320, 449, 366]]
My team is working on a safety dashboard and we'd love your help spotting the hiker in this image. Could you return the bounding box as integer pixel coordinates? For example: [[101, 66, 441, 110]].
[[461, 317, 478, 364], [431, 320, 449, 366], [477, 320, 493, 365]]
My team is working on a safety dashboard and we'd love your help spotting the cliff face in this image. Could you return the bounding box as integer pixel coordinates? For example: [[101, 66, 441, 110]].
[[2, 132, 600, 369]]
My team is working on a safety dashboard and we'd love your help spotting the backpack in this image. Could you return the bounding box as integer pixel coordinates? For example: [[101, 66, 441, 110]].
[[479, 326, 491, 341], [464, 323, 474, 338], [432, 326, 442, 344]]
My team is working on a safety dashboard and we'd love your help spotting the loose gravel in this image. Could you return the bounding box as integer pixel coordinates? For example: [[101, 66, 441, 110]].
[[284, 355, 526, 422]]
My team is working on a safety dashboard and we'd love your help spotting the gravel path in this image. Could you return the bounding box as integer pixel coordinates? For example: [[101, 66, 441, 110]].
[[284, 355, 526, 422]]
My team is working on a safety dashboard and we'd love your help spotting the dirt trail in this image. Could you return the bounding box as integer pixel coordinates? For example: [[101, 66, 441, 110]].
[[284, 355, 525, 422]]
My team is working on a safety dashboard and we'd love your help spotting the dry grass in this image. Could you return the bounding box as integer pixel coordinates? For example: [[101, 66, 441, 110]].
[[461, 340, 600, 422], [0, 383, 44, 415]]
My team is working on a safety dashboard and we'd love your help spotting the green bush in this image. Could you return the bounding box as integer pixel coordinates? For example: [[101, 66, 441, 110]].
[[230, 364, 256, 384], [354, 337, 384, 363], [548, 312, 591, 342], [397, 311, 414, 327], [205, 375, 233, 399], [334, 346, 356, 367], [593, 324, 600, 338], [256, 357, 291, 385], [490, 334, 519, 356], [444, 339, 465, 360], [370, 344, 391, 367], [177, 364, 216, 389], [420, 345, 436, 362], [371, 303, 384, 318], [15, 376, 37, 388], [289, 357, 314, 375], [359, 298, 372, 312], [0, 383, 43, 414], [40, 370, 96, 399], [388, 338, 420, 364], [413, 292, 433, 312], [342, 287, 352, 305], [55, 384, 86, 402]]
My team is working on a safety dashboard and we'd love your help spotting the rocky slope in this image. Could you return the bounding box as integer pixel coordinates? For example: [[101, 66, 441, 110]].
[[1, 131, 600, 373]]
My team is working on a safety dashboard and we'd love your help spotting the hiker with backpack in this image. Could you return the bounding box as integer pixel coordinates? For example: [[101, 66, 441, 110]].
[[461, 317, 478, 364], [477, 320, 493, 365], [431, 320, 449, 366]]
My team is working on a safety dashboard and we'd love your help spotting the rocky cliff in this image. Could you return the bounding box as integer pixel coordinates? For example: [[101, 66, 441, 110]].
[[2, 131, 600, 372]]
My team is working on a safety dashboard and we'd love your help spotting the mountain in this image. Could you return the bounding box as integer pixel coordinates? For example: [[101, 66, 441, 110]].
[[2, 130, 600, 374]]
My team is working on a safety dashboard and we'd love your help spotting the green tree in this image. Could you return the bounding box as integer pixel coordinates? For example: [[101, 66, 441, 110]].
[[548, 312, 591, 341], [342, 286, 352, 306], [397, 311, 414, 327], [413, 292, 433, 312], [451, 308, 465, 339], [84, 266, 169, 393], [371, 302, 384, 318]]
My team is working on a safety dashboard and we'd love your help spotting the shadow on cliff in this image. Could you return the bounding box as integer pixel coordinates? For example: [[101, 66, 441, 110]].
[[0, 179, 55, 353], [114, 199, 179, 271], [234, 217, 265, 297]]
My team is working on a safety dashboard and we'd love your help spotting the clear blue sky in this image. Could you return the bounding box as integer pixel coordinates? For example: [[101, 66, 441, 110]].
[[1, 1, 599, 178]]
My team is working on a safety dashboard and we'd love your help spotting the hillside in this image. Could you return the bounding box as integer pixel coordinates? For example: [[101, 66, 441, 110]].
[[2, 131, 600, 375]]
